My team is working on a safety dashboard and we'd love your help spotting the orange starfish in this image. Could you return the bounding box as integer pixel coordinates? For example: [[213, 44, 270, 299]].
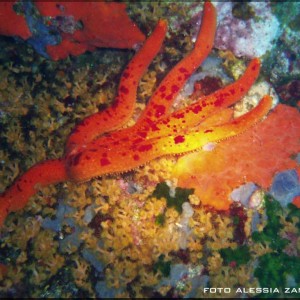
[[0, 2, 272, 226]]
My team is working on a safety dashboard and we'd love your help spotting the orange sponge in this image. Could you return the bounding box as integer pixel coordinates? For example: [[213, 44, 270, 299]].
[[173, 104, 300, 210]]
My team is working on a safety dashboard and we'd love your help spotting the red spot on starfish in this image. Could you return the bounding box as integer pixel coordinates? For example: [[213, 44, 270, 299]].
[[122, 71, 130, 79], [154, 105, 166, 117], [119, 85, 129, 95], [171, 85, 179, 93], [192, 105, 202, 114], [159, 86, 166, 92], [174, 112, 185, 119], [100, 157, 111, 166], [174, 135, 185, 144], [138, 144, 153, 152]]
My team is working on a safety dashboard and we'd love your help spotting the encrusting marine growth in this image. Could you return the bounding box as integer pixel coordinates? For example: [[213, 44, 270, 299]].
[[0, 2, 272, 226]]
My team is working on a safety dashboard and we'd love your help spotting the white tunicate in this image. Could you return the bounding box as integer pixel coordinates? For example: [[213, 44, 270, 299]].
[[178, 202, 194, 249], [248, 189, 264, 209], [182, 202, 194, 219]]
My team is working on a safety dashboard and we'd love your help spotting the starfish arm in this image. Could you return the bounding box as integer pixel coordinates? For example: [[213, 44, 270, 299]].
[[135, 2, 217, 123], [73, 2, 219, 149], [199, 107, 234, 127], [66, 96, 272, 183], [0, 159, 67, 226], [151, 95, 273, 155], [65, 20, 168, 155], [81, 57, 260, 152], [139, 58, 261, 139]]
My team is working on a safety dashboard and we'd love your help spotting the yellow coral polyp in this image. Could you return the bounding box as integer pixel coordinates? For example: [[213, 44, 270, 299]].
[[134, 157, 176, 183], [143, 197, 166, 216], [207, 252, 223, 274], [80, 228, 100, 249], [33, 230, 59, 260], [45, 254, 65, 276]]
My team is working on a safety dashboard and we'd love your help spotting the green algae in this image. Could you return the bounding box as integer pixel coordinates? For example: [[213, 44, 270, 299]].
[[155, 213, 166, 226], [151, 182, 194, 214], [232, 2, 256, 21], [153, 254, 171, 277], [219, 245, 251, 266], [286, 203, 300, 229], [254, 252, 300, 297], [270, 1, 300, 30], [252, 195, 289, 251], [252, 196, 300, 296]]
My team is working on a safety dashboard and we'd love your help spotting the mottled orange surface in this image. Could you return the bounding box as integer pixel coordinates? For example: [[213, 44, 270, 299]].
[[35, 2, 145, 60], [0, 2, 145, 60], [173, 104, 300, 210], [0, 2, 31, 39]]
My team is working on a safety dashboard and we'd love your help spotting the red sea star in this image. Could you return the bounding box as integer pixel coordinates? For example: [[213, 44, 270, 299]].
[[0, 2, 272, 225]]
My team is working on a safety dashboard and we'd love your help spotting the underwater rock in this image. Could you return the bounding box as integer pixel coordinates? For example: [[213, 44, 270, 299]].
[[251, 210, 262, 233], [23, 1, 60, 58], [214, 2, 280, 58], [178, 56, 230, 99], [83, 203, 97, 224], [263, 2, 300, 87], [42, 199, 83, 252], [276, 80, 300, 106], [269, 169, 300, 207], [42, 200, 75, 232], [82, 249, 104, 273], [156, 263, 207, 297], [230, 182, 258, 208]]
